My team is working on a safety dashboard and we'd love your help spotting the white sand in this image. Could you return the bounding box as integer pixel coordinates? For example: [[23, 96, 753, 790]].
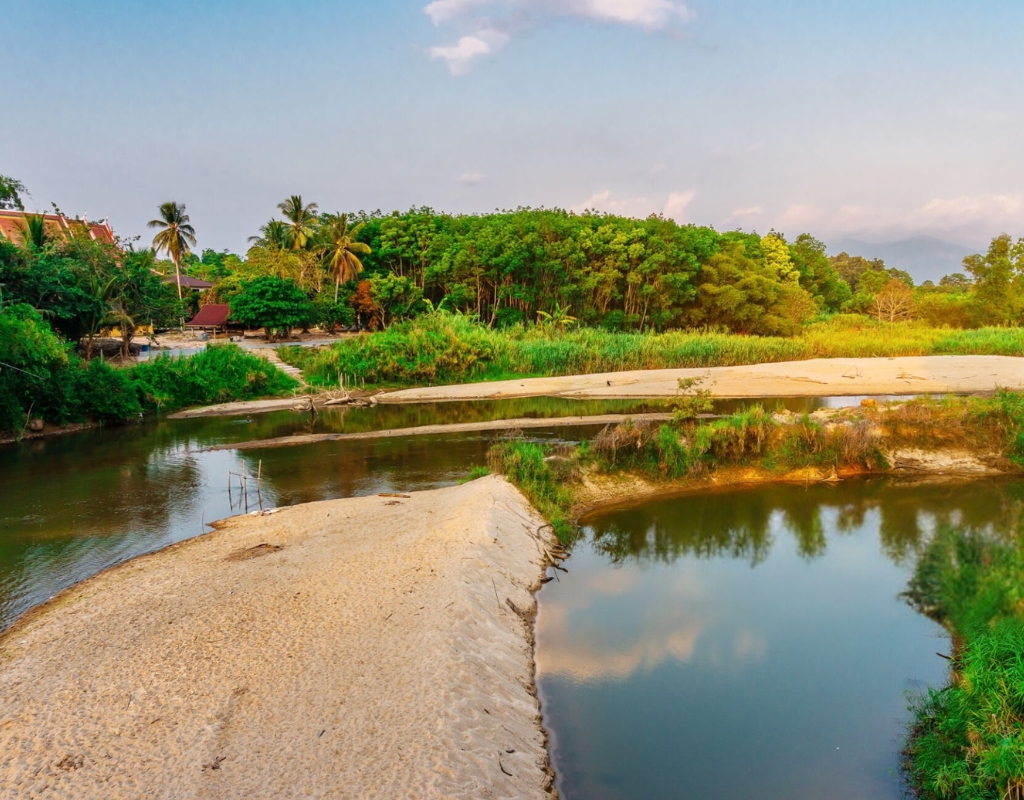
[[0, 477, 556, 799], [376, 355, 1023, 403]]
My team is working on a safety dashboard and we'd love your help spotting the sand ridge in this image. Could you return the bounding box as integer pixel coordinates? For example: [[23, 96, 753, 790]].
[[0, 476, 557, 799], [375, 355, 1024, 403]]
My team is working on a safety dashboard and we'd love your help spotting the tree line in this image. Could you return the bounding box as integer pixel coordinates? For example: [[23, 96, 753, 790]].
[[2, 171, 1023, 349]]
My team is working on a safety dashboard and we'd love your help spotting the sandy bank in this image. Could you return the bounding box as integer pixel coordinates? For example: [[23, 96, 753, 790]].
[[376, 355, 1023, 403], [166, 396, 315, 419], [206, 412, 677, 452], [0, 477, 557, 799]]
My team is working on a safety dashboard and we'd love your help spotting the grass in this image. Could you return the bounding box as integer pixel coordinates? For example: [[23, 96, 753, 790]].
[[282, 312, 1024, 389], [903, 525, 1024, 799], [129, 344, 301, 414], [486, 439, 582, 543]]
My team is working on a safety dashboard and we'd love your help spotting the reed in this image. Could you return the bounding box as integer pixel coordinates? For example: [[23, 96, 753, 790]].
[[284, 313, 1024, 390]]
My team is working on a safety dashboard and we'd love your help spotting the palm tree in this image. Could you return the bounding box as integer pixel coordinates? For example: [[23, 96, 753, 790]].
[[148, 202, 197, 300], [322, 214, 371, 302], [278, 195, 318, 251], [18, 214, 48, 249], [248, 219, 290, 250]]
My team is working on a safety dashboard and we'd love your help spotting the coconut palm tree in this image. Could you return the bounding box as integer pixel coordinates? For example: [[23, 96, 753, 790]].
[[278, 195, 318, 251], [322, 214, 371, 302], [247, 219, 291, 250], [147, 202, 197, 300]]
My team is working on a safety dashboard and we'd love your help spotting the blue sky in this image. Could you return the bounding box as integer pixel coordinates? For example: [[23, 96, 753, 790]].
[[3, 0, 1023, 255]]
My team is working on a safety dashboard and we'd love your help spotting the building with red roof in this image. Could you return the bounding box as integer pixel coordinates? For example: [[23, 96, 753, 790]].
[[0, 210, 116, 246]]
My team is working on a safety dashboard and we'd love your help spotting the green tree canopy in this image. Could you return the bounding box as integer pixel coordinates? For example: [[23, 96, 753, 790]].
[[230, 276, 313, 341]]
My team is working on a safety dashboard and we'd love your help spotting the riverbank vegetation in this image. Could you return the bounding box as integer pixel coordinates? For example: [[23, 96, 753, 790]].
[[903, 521, 1024, 798], [283, 312, 1024, 388], [0, 307, 298, 434], [3, 173, 1023, 428], [489, 393, 1024, 546]]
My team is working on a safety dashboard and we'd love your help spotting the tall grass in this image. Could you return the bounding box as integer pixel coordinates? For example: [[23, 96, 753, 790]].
[[903, 525, 1024, 799], [129, 344, 300, 413], [284, 313, 1024, 389]]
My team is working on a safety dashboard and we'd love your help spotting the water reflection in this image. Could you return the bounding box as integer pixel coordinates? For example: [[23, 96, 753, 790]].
[[585, 479, 1024, 567], [538, 479, 1024, 800]]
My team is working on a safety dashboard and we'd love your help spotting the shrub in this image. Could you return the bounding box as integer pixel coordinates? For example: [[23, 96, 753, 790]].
[[129, 344, 300, 413]]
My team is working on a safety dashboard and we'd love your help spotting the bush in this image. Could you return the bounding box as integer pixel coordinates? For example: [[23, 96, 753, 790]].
[[129, 344, 300, 413]]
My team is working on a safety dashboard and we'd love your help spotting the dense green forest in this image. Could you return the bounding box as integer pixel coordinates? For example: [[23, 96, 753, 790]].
[[2, 169, 1023, 432], [187, 204, 1024, 335]]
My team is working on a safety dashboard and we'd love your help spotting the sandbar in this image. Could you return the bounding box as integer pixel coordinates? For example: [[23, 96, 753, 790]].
[[376, 355, 1023, 403], [0, 477, 556, 799]]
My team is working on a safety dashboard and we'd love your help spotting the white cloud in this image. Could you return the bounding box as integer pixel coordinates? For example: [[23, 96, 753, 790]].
[[429, 29, 509, 75], [663, 189, 695, 223], [424, 0, 693, 74], [766, 194, 1024, 241], [558, 0, 694, 29], [458, 172, 486, 185], [423, 0, 491, 25], [572, 188, 695, 221]]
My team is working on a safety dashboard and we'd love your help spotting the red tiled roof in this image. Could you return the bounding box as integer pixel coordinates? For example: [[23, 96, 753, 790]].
[[186, 304, 231, 328]]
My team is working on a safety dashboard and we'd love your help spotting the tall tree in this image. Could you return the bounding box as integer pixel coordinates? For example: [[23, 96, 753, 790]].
[[322, 214, 371, 301], [0, 174, 26, 210], [148, 202, 197, 300], [278, 195, 318, 251]]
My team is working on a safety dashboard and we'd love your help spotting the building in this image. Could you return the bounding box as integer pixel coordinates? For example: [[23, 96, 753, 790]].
[[185, 303, 232, 335], [0, 210, 116, 246]]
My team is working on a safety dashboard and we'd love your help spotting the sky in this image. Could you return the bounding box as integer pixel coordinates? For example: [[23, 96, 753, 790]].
[[3, 0, 1023, 259]]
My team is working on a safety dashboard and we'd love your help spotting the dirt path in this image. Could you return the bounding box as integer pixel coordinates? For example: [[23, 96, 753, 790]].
[[0, 477, 557, 800], [375, 355, 1024, 403]]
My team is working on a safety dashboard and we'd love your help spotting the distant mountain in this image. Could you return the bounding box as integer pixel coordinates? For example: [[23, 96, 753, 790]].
[[825, 235, 977, 285]]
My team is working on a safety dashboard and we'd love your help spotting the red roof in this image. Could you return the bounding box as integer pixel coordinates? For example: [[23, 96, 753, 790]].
[[186, 304, 231, 328], [0, 211, 117, 246]]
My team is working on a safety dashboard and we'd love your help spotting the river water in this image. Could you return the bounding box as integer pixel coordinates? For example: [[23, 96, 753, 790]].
[[1, 398, 1013, 796], [536, 479, 1024, 799]]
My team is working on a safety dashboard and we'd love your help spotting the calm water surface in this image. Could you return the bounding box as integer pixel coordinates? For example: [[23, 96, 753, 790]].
[[0, 394, 870, 631], [537, 479, 1024, 800]]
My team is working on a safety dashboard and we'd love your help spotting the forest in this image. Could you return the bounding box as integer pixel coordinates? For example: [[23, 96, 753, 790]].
[[2, 171, 1023, 433]]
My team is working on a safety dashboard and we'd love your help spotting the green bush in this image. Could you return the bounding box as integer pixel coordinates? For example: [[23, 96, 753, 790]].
[[129, 344, 300, 413]]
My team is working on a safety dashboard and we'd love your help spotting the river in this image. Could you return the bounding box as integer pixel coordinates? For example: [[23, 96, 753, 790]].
[[1, 397, 1012, 796]]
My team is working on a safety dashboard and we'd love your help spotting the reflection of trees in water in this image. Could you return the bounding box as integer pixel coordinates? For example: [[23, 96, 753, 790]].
[[588, 480, 1024, 569]]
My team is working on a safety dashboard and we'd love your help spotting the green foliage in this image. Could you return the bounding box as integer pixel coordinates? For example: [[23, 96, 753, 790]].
[[230, 276, 314, 340], [487, 440, 579, 542], [129, 344, 299, 413], [0, 173, 26, 210], [903, 526, 1024, 799], [458, 465, 491, 484], [287, 312, 1024, 390], [0, 304, 69, 429]]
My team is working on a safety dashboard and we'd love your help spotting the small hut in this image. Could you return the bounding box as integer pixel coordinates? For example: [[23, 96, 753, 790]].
[[185, 304, 231, 335]]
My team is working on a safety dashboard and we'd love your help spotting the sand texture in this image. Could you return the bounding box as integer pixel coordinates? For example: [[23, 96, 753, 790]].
[[376, 355, 1023, 403], [0, 477, 556, 799]]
